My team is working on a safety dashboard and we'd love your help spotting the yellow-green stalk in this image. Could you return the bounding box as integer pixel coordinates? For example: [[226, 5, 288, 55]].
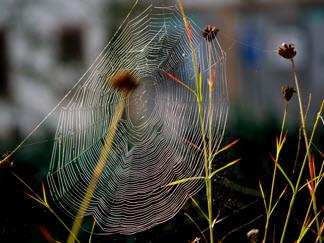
[[67, 71, 138, 243], [278, 43, 322, 243], [262, 101, 288, 243]]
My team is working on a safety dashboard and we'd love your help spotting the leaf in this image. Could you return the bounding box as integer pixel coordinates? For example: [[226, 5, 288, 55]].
[[184, 213, 208, 243], [189, 195, 208, 221], [213, 139, 239, 157], [296, 211, 321, 242], [39, 225, 55, 243], [298, 172, 324, 193], [12, 172, 43, 201], [184, 139, 202, 152], [212, 211, 222, 228], [308, 154, 315, 193], [276, 132, 287, 155], [208, 67, 216, 88], [315, 221, 324, 243], [270, 186, 287, 215], [88, 217, 96, 243], [13, 171, 80, 243], [161, 69, 197, 96], [42, 182, 48, 207], [209, 158, 241, 179], [24, 192, 45, 206], [312, 143, 324, 158], [197, 65, 203, 101], [178, 0, 193, 43], [270, 155, 294, 192], [258, 181, 267, 211], [164, 176, 205, 187]]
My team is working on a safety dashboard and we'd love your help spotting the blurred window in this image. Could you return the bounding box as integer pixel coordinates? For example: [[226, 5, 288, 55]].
[[58, 25, 84, 63]]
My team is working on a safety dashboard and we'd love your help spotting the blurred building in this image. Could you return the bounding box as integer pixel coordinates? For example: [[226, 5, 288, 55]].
[[0, 0, 323, 145], [187, 0, 324, 123], [0, 0, 107, 143]]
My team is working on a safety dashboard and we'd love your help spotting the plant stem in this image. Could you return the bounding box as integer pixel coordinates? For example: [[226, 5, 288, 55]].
[[67, 94, 126, 243], [47, 207, 81, 243], [280, 193, 296, 243], [198, 100, 214, 243], [207, 177, 214, 243], [202, 43, 217, 243], [291, 59, 311, 162], [207, 40, 215, 243], [280, 100, 324, 243], [297, 161, 324, 242], [207, 41, 213, 165], [290, 59, 321, 242], [263, 103, 287, 243]]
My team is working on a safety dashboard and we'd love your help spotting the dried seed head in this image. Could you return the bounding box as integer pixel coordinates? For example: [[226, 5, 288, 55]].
[[107, 70, 138, 95], [190, 237, 201, 243], [202, 25, 219, 41], [278, 43, 296, 59], [246, 229, 259, 243], [282, 85, 296, 101]]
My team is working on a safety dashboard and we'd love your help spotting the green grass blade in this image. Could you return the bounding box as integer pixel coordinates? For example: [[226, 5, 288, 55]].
[[258, 181, 267, 211], [12, 172, 43, 201], [209, 158, 241, 179], [189, 196, 208, 221], [42, 182, 48, 207], [164, 176, 205, 187], [198, 67, 203, 101], [270, 155, 295, 192], [88, 217, 96, 243], [270, 186, 287, 215], [315, 221, 324, 243], [12, 172, 80, 243], [213, 139, 239, 157], [298, 173, 324, 193], [184, 213, 208, 243], [162, 69, 197, 97], [296, 211, 321, 242], [24, 192, 46, 206]]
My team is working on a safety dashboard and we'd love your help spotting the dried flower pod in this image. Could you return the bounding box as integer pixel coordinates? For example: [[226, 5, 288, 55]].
[[190, 237, 201, 243], [202, 25, 219, 41], [107, 70, 138, 95], [247, 229, 259, 243], [278, 43, 296, 59], [282, 85, 296, 101]]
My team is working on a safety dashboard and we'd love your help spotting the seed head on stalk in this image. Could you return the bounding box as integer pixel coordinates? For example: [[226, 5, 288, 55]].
[[282, 85, 296, 102], [202, 25, 219, 42], [278, 43, 296, 59], [107, 70, 138, 96]]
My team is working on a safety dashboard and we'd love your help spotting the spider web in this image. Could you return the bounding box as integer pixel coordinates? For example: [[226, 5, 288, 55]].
[[47, 1, 228, 235]]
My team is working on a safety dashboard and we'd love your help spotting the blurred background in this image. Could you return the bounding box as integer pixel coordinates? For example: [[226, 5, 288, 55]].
[[0, 0, 323, 242]]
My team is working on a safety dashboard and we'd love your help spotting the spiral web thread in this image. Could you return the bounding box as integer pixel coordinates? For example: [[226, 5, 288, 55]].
[[47, 1, 228, 235]]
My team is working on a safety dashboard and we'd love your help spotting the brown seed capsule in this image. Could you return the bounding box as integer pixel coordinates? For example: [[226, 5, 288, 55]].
[[247, 229, 259, 243], [278, 43, 296, 59], [107, 70, 138, 95], [202, 25, 219, 41], [282, 85, 296, 101]]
